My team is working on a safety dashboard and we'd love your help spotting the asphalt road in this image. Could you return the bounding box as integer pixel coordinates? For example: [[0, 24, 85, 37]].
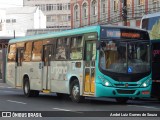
[[0, 83, 160, 120]]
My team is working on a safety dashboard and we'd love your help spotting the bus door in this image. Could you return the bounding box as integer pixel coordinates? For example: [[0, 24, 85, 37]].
[[42, 45, 52, 90], [16, 48, 24, 87], [84, 41, 96, 95]]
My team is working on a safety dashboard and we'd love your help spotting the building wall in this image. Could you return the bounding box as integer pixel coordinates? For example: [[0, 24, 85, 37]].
[[71, 0, 160, 28], [5, 7, 46, 37], [0, 10, 6, 35], [23, 0, 71, 29], [34, 8, 46, 29]]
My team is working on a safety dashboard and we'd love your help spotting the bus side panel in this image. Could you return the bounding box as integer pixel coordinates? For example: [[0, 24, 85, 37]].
[[50, 61, 69, 93], [22, 62, 42, 91], [6, 62, 16, 88], [50, 61, 84, 95]]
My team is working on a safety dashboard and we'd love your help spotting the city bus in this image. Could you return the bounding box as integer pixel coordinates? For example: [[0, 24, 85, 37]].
[[6, 25, 151, 103], [141, 11, 160, 40], [141, 12, 160, 99]]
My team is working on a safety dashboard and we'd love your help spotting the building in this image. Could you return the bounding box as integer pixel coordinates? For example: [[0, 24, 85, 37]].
[[0, 9, 6, 35], [0, 6, 46, 82], [5, 6, 46, 37], [71, 0, 160, 28], [23, 0, 71, 29]]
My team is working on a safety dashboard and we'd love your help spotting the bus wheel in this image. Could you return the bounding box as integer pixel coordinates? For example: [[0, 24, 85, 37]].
[[70, 80, 84, 103], [116, 98, 128, 104], [23, 78, 39, 97]]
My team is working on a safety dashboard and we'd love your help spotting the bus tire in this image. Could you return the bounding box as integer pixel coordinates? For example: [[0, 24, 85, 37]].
[[70, 80, 84, 103], [23, 77, 39, 97], [116, 97, 128, 104]]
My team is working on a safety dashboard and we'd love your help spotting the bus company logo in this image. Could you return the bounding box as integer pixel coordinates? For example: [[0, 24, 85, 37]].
[[125, 83, 129, 87], [2, 112, 11, 117]]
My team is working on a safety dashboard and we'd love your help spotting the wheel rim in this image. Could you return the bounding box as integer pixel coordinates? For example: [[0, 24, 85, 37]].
[[24, 82, 29, 94], [72, 85, 79, 100]]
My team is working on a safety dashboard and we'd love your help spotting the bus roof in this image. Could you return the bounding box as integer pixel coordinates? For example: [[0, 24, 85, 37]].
[[9, 25, 147, 44], [142, 11, 160, 19]]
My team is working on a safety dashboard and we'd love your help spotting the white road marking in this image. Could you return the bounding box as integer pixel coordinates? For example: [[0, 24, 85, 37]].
[[7, 87, 13, 88], [0, 86, 13, 89], [128, 105, 160, 109], [53, 108, 71, 111], [53, 108, 83, 114], [7, 100, 27, 105]]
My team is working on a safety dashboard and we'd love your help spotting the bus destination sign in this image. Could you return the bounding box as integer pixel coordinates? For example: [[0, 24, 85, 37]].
[[101, 28, 145, 40]]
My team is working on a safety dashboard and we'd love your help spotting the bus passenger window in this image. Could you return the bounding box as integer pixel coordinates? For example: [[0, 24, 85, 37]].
[[32, 41, 42, 61], [70, 36, 83, 60], [8, 44, 16, 62], [23, 42, 32, 62], [55, 38, 69, 60]]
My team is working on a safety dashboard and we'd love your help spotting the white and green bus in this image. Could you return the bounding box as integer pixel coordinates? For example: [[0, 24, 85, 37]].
[[6, 25, 151, 103]]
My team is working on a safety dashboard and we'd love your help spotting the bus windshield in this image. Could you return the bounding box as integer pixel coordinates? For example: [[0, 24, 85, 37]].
[[99, 40, 150, 74]]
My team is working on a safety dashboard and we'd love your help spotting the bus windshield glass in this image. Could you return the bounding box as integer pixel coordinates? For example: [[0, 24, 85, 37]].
[[99, 41, 150, 74]]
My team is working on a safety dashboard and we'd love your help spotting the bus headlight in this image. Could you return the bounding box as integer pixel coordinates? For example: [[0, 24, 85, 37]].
[[98, 76, 112, 87], [105, 81, 110, 86], [140, 78, 151, 87]]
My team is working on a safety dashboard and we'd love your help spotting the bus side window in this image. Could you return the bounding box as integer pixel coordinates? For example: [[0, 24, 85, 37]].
[[8, 44, 16, 62], [85, 42, 96, 61], [23, 42, 32, 62], [55, 38, 67, 60], [70, 36, 83, 60], [32, 41, 43, 61]]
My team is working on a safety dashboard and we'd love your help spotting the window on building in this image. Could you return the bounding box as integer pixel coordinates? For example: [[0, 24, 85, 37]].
[[39, 4, 46, 11], [23, 42, 32, 62], [101, 0, 106, 13], [6, 19, 11, 23], [32, 41, 42, 61], [74, 5, 79, 20], [68, 3, 70, 10], [100, 0, 107, 22], [127, 0, 132, 8], [83, 2, 88, 18], [47, 15, 56, 22], [91, 0, 97, 16], [68, 15, 71, 21], [46, 4, 53, 11], [12, 19, 16, 23], [114, 0, 119, 12], [57, 3, 62, 10], [138, 0, 144, 5]]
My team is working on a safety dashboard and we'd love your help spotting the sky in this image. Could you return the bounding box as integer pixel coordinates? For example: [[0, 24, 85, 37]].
[[0, 0, 23, 8]]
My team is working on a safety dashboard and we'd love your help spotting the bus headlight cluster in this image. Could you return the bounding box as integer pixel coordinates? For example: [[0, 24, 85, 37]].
[[140, 78, 151, 87], [105, 81, 110, 86], [98, 76, 112, 87]]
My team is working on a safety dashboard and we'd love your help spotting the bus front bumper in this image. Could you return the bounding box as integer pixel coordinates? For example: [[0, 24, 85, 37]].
[[96, 83, 151, 98]]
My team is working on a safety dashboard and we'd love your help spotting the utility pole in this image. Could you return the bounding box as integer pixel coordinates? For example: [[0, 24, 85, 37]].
[[122, 0, 127, 26]]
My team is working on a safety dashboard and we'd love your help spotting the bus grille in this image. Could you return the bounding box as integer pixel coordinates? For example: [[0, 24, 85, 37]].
[[117, 89, 135, 94], [114, 84, 138, 87]]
